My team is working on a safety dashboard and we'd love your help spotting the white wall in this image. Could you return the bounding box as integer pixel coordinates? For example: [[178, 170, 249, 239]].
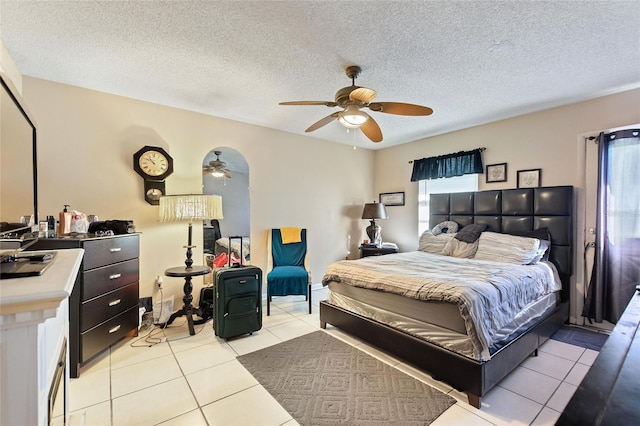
[[0, 40, 22, 94], [374, 88, 640, 320], [22, 77, 374, 304]]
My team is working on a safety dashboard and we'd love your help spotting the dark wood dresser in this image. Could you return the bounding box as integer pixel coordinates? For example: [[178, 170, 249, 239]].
[[557, 292, 640, 425], [33, 234, 140, 377]]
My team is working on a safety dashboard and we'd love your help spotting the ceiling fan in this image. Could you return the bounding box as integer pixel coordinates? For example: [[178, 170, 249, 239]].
[[279, 65, 433, 143], [203, 150, 232, 178]]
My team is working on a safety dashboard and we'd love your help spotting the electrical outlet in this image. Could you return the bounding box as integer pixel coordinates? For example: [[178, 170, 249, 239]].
[[156, 275, 163, 289]]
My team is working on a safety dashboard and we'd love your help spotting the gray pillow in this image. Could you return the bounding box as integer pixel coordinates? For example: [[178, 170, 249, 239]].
[[454, 223, 487, 243]]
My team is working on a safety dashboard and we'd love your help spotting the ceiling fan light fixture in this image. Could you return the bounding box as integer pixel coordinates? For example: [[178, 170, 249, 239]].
[[210, 169, 225, 178], [338, 105, 368, 128]]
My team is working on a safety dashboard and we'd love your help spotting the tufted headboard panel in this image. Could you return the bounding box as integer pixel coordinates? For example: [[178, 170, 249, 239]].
[[429, 186, 573, 302]]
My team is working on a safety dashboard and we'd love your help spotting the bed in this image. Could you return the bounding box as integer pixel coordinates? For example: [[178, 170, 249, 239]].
[[319, 186, 573, 408], [214, 237, 251, 261]]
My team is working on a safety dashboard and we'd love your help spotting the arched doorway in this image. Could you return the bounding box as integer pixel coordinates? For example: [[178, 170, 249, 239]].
[[202, 147, 250, 263]]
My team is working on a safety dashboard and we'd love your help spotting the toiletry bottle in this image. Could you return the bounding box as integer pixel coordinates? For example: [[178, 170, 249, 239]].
[[47, 215, 56, 238], [58, 205, 72, 235]]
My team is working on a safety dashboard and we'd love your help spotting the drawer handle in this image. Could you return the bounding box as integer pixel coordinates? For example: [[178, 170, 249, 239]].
[[110, 248, 122, 253], [109, 273, 122, 280], [108, 299, 121, 307], [108, 325, 121, 334]]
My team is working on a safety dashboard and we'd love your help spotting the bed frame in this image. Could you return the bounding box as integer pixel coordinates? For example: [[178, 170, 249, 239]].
[[320, 186, 573, 408]]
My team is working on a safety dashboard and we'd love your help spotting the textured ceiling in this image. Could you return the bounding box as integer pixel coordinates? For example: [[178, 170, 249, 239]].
[[1, 1, 639, 149]]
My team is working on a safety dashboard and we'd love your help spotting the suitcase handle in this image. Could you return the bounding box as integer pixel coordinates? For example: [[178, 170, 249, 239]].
[[227, 236, 246, 267]]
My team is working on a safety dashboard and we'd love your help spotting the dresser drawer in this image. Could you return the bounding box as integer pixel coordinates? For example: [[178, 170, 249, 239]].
[[81, 305, 139, 362], [82, 235, 139, 270], [82, 258, 139, 301], [81, 281, 139, 332]]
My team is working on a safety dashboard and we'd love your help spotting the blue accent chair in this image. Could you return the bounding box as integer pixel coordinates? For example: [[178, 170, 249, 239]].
[[266, 228, 311, 316]]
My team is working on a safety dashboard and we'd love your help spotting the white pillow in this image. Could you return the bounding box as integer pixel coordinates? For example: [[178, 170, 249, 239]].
[[442, 238, 479, 258], [474, 232, 541, 264], [529, 240, 550, 264], [418, 231, 455, 254]]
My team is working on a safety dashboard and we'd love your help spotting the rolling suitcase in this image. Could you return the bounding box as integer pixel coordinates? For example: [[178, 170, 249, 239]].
[[213, 236, 262, 339]]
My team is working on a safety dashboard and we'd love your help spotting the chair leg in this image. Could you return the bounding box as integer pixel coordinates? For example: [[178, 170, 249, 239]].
[[267, 294, 271, 316], [308, 283, 312, 314]]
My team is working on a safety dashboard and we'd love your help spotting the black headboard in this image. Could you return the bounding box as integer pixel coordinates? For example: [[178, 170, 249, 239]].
[[429, 186, 573, 302]]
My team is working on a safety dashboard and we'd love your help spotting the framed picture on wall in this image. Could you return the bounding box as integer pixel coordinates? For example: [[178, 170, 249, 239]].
[[379, 192, 405, 206], [517, 168, 542, 188], [486, 163, 507, 183]]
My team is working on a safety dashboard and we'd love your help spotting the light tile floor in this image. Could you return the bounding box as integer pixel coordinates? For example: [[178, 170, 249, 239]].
[[63, 286, 599, 425]]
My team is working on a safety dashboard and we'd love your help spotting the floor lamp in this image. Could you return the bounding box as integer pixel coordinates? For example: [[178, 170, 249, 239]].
[[158, 194, 223, 335]]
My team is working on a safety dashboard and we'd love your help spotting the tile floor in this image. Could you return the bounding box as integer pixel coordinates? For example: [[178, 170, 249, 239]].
[[60, 286, 599, 425]]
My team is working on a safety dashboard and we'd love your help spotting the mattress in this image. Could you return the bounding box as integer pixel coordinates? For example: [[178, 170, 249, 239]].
[[322, 251, 562, 360], [327, 284, 558, 360]]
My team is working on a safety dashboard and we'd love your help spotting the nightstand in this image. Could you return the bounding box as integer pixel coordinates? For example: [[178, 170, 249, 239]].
[[359, 245, 399, 258]]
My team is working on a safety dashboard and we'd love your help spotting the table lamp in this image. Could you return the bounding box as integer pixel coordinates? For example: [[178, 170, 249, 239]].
[[159, 194, 223, 268], [361, 201, 387, 247]]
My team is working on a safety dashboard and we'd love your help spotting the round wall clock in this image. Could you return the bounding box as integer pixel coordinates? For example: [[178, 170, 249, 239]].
[[133, 146, 174, 181]]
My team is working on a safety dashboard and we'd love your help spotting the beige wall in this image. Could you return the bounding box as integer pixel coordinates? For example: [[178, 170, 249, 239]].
[[15, 72, 640, 321], [22, 77, 374, 303], [374, 88, 640, 320]]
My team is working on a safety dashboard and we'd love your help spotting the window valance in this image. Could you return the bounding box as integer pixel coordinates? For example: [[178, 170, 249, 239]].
[[410, 148, 484, 181]]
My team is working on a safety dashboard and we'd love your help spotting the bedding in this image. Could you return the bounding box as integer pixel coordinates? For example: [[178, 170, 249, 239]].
[[417, 231, 454, 254], [214, 237, 251, 259], [322, 251, 561, 360], [474, 232, 541, 264]]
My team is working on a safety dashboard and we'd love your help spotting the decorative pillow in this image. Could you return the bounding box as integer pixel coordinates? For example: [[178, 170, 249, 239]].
[[431, 221, 459, 236], [529, 240, 550, 263], [509, 228, 552, 263], [474, 232, 541, 264], [442, 238, 479, 258], [418, 231, 455, 254], [454, 223, 487, 243]]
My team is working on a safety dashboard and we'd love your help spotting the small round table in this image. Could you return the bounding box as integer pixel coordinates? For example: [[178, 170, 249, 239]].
[[164, 265, 211, 335]]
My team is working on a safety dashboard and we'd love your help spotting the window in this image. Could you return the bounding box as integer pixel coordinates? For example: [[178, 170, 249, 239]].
[[418, 174, 478, 235]]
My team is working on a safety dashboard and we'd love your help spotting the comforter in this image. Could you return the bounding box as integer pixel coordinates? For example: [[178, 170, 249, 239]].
[[322, 251, 561, 360]]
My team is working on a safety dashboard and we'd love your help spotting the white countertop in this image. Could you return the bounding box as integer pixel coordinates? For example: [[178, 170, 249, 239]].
[[0, 248, 84, 317]]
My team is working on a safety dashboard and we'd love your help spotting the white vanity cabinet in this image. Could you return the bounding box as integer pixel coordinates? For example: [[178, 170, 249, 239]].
[[0, 249, 83, 425]]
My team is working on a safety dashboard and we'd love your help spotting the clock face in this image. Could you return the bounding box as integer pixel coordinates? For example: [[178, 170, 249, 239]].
[[138, 150, 169, 177]]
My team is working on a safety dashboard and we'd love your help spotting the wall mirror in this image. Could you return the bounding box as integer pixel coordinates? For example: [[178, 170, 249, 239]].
[[0, 74, 38, 238], [202, 147, 250, 264]]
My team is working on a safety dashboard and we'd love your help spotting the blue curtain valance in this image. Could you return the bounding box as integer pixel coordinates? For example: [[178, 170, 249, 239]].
[[410, 148, 484, 181]]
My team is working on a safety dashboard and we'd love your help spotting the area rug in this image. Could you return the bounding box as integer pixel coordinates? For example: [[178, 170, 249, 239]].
[[237, 331, 455, 426], [550, 325, 609, 351]]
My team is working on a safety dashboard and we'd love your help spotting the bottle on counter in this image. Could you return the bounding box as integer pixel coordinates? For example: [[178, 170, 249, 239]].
[[58, 205, 72, 236], [47, 215, 56, 238]]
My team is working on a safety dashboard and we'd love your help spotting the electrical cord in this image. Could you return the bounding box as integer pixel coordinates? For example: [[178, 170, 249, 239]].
[[130, 287, 212, 347]]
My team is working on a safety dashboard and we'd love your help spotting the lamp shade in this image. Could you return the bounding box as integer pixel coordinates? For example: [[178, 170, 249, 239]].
[[361, 202, 387, 220], [338, 105, 369, 128], [159, 194, 223, 222]]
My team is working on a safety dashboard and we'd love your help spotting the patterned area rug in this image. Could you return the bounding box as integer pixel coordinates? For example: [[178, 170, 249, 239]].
[[237, 331, 455, 425]]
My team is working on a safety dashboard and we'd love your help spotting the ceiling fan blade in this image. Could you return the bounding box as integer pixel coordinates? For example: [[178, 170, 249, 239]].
[[368, 102, 433, 116], [280, 100, 338, 107], [360, 114, 383, 143], [349, 87, 377, 103], [305, 112, 339, 132], [224, 171, 232, 178]]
